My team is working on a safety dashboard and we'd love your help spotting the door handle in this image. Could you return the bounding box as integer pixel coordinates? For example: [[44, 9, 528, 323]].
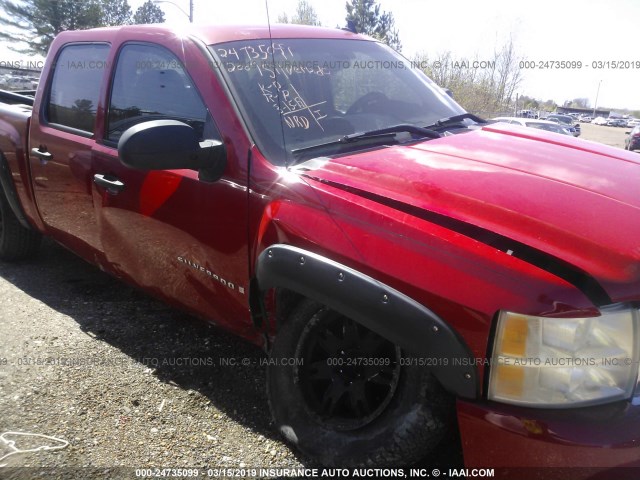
[[93, 173, 125, 195], [31, 147, 52, 163]]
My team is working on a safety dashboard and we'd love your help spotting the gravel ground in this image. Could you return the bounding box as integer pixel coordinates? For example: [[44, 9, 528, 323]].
[[0, 240, 461, 479], [0, 240, 307, 478]]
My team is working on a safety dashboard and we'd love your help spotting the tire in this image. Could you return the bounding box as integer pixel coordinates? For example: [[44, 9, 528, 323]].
[[267, 299, 453, 467], [0, 186, 41, 261]]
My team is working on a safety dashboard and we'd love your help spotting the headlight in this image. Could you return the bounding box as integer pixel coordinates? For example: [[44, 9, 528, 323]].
[[488, 307, 639, 407]]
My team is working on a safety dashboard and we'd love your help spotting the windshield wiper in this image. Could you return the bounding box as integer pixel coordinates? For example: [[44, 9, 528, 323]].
[[290, 124, 441, 162], [423, 113, 486, 131], [340, 124, 441, 142]]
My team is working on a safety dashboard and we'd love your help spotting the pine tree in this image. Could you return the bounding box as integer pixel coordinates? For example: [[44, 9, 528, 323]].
[[0, 0, 101, 54], [0, 0, 138, 55], [345, 0, 401, 51]]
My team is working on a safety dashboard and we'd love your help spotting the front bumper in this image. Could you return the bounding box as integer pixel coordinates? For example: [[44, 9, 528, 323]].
[[457, 398, 640, 479]]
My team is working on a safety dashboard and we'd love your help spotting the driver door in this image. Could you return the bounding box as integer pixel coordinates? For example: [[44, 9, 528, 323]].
[[91, 42, 251, 330]]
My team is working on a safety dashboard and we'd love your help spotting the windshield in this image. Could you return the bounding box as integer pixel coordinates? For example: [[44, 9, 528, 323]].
[[208, 38, 464, 164], [550, 115, 573, 124]]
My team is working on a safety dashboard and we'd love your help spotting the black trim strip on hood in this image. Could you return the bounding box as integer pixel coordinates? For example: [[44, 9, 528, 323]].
[[305, 176, 613, 307]]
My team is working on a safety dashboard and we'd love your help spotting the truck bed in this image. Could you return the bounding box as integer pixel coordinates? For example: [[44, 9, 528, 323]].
[[0, 89, 35, 107]]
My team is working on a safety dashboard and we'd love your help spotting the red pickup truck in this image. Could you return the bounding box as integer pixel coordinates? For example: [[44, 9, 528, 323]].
[[1, 24, 640, 472]]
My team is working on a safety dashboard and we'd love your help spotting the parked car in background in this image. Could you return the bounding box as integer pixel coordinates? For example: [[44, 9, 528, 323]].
[[546, 113, 580, 136], [592, 116, 608, 125], [626, 126, 640, 151], [516, 109, 536, 118], [492, 117, 573, 135], [607, 118, 627, 127], [579, 115, 593, 123], [626, 119, 640, 128]]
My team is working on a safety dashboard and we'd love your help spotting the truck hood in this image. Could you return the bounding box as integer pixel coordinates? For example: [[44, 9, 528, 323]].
[[297, 123, 640, 305]]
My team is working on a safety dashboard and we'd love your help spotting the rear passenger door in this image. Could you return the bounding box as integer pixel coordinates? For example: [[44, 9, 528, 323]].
[[92, 42, 252, 331], [29, 43, 110, 260]]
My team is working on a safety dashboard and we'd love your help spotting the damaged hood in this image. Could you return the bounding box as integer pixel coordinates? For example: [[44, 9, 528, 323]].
[[297, 123, 640, 304]]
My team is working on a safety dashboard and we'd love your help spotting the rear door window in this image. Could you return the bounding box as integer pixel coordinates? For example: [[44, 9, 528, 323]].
[[46, 43, 110, 134]]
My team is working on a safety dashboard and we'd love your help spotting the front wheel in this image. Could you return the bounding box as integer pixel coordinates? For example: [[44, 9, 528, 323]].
[[267, 299, 452, 466]]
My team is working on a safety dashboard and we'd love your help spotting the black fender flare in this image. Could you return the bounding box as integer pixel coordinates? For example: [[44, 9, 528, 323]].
[[0, 152, 33, 230], [256, 244, 478, 399]]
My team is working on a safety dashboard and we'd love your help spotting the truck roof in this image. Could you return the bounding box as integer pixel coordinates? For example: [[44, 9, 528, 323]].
[[53, 23, 370, 46]]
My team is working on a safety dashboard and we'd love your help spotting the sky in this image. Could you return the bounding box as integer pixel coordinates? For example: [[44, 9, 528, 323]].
[[135, 0, 640, 111], [1, 0, 638, 110]]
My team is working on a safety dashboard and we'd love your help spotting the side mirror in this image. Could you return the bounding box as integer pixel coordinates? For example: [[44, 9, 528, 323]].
[[117, 119, 226, 182]]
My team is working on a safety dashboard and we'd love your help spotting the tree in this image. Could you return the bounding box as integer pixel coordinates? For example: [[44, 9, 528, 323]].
[[541, 99, 558, 112], [133, 0, 165, 24], [102, 0, 132, 26], [0, 0, 135, 55], [0, 0, 101, 54], [570, 97, 590, 108], [517, 94, 539, 110], [492, 38, 522, 109], [414, 38, 523, 116], [291, 0, 320, 26], [345, 0, 401, 51], [276, 1, 320, 26]]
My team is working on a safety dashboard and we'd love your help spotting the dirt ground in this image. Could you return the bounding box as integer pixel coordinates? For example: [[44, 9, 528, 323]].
[[578, 122, 633, 150]]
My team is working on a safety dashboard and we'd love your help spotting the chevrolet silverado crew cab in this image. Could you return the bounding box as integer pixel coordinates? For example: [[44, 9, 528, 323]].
[[1, 24, 640, 472]]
